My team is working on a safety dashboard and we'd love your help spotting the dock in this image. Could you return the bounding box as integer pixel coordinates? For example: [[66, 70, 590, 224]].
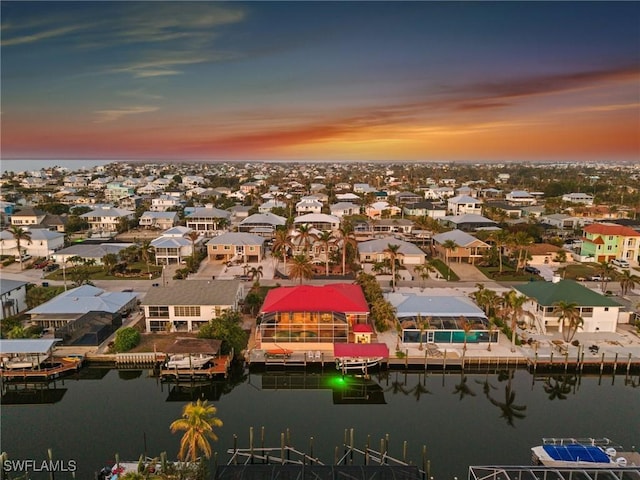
[[159, 354, 232, 379], [0, 356, 83, 381]]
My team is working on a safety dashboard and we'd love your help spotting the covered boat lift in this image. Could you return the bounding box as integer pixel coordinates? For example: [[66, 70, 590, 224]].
[[160, 337, 230, 379], [0, 338, 82, 380], [0, 338, 62, 368]]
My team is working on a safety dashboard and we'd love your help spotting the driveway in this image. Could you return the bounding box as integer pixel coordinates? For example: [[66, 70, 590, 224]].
[[448, 262, 491, 282]]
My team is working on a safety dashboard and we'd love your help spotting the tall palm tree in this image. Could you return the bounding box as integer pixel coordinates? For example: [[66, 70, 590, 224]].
[[139, 240, 154, 276], [501, 291, 527, 352], [460, 316, 472, 354], [441, 239, 458, 280], [271, 228, 293, 276], [288, 254, 314, 284], [9, 226, 32, 270], [414, 262, 435, 289], [512, 231, 533, 272], [490, 230, 511, 273], [596, 261, 616, 293], [384, 243, 401, 291], [102, 253, 119, 275], [619, 270, 640, 296], [336, 220, 357, 276], [315, 230, 336, 276], [170, 399, 223, 462], [553, 300, 583, 342], [187, 230, 200, 263]]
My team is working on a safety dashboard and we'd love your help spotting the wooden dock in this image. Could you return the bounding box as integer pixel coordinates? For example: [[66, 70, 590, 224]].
[[160, 355, 231, 379], [0, 357, 82, 381]]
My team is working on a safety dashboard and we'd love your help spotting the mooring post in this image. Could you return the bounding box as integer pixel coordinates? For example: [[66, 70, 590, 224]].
[[280, 433, 285, 465], [349, 428, 355, 464], [286, 428, 291, 462], [261, 426, 265, 464], [564, 352, 569, 373], [233, 434, 238, 465], [379, 438, 385, 464], [405, 349, 409, 368], [580, 351, 585, 373], [308, 436, 314, 464], [627, 353, 632, 375], [249, 426, 254, 464], [403, 440, 408, 463], [443, 350, 447, 370], [600, 352, 605, 374], [613, 352, 618, 375]]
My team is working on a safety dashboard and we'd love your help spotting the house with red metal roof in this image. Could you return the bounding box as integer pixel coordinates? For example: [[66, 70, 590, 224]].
[[257, 283, 370, 350], [580, 223, 640, 264]]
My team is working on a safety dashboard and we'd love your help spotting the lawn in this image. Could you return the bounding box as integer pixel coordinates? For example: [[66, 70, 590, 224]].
[[476, 265, 539, 282], [45, 263, 162, 281], [555, 263, 600, 280], [431, 258, 460, 281]]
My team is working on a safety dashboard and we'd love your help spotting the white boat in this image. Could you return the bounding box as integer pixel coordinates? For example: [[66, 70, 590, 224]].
[[165, 353, 214, 369], [2, 355, 43, 370], [531, 438, 629, 467], [335, 357, 383, 372]]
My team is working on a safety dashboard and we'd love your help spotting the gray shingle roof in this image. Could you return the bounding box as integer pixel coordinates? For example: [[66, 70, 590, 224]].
[[141, 280, 241, 306]]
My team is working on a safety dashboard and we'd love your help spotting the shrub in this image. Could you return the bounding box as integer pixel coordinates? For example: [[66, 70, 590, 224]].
[[114, 327, 141, 352]]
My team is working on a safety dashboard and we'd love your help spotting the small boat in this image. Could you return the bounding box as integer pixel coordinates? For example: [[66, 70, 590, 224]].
[[335, 356, 383, 372], [165, 353, 214, 369], [2, 355, 43, 370], [265, 348, 293, 359], [531, 438, 630, 467]]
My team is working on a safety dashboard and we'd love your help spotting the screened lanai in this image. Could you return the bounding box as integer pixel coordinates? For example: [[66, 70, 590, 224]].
[[257, 284, 370, 345], [388, 293, 497, 345]]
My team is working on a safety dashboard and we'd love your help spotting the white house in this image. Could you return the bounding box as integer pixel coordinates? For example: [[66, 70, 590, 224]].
[[139, 211, 180, 230], [1, 279, 28, 320], [151, 226, 199, 265], [505, 190, 537, 206], [185, 207, 231, 234], [515, 279, 623, 335], [293, 213, 340, 232], [141, 280, 243, 332], [151, 195, 183, 212], [562, 193, 595, 205], [296, 198, 323, 215], [447, 195, 483, 215], [358, 237, 426, 265], [80, 207, 135, 234], [330, 202, 360, 218]]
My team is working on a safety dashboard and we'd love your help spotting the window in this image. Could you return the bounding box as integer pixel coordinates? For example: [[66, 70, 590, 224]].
[[604, 307, 609, 312], [148, 306, 169, 318], [174, 306, 201, 317]]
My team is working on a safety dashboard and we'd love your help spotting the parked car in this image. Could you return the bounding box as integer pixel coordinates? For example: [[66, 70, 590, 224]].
[[43, 263, 59, 272], [588, 274, 612, 282], [524, 265, 540, 275], [611, 259, 630, 269]]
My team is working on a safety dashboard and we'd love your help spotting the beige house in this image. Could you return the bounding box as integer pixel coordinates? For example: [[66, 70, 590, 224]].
[[432, 230, 490, 264], [207, 232, 265, 263]]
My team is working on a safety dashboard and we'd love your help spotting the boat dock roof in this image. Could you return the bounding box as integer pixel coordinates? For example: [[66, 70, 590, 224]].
[[0, 338, 62, 355]]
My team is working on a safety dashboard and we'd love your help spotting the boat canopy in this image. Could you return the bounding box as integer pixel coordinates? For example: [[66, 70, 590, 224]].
[[542, 444, 610, 463], [0, 339, 62, 355], [334, 343, 389, 358]]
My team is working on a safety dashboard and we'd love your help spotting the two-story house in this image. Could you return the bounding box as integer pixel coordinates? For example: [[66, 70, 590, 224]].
[[580, 223, 640, 263], [141, 280, 243, 333], [447, 195, 483, 216], [207, 232, 265, 264], [139, 211, 180, 230], [80, 207, 135, 235], [515, 279, 623, 335], [185, 207, 231, 234]]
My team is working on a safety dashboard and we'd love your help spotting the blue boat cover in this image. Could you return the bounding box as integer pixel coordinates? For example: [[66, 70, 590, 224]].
[[543, 444, 610, 463]]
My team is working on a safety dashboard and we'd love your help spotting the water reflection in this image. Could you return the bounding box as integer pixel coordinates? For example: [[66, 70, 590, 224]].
[[1, 384, 67, 405], [543, 374, 577, 401], [452, 370, 476, 401], [486, 370, 527, 427]]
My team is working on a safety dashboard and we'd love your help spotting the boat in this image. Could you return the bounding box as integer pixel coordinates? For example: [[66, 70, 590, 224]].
[[335, 356, 383, 372], [165, 353, 214, 369], [265, 348, 293, 359], [531, 438, 631, 467], [1, 355, 43, 370]]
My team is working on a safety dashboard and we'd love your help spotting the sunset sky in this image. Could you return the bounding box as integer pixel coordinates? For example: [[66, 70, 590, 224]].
[[2, 1, 639, 163]]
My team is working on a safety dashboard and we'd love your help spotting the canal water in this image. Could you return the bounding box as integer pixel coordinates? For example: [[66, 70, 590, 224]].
[[1, 366, 638, 479]]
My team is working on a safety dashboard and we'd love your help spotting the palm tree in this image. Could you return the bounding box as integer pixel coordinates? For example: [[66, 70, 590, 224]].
[[384, 243, 401, 291], [187, 230, 200, 264], [596, 261, 616, 292], [139, 240, 154, 276], [170, 399, 223, 462], [294, 224, 316, 253], [553, 300, 584, 342], [272, 228, 293, 276], [501, 291, 527, 352], [490, 230, 511, 273], [512, 231, 533, 272], [486, 319, 498, 351], [414, 262, 435, 289], [441, 239, 458, 280], [249, 265, 264, 287], [460, 316, 472, 354], [619, 269, 640, 296], [102, 253, 119, 275], [288, 254, 314, 284], [9, 226, 32, 270], [315, 230, 336, 276], [336, 220, 357, 276]]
